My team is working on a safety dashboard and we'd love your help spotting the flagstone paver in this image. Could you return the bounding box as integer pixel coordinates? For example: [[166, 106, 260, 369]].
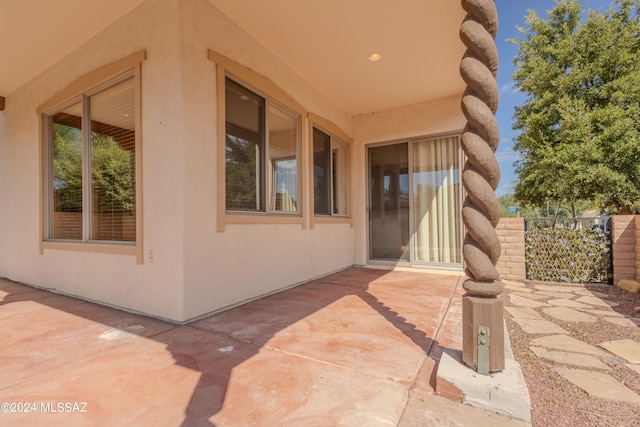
[[626, 364, 640, 376], [587, 291, 610, 298], [533, 291, 577, 299], [575, 295, 615, 308], [508, 294, 550, 308], [511, 319, 569, 334], [502, 280, 526, 287], [599, 339, 640, 363], [533, 284, 583, 292], [572, 289, 596, 295], [511, 292, 548, 301], [530, 335, 607, 356], [505, 285, 533, 293], [542, 307, 597, 323], [602, 317, 639, 327], [553, 367, 640, 404], [577, 309, 623, 317], [547, 299, 592, 309], [505, 282, 640, 413], [505, 307, 543, 320], [530, 347, 610, 370]]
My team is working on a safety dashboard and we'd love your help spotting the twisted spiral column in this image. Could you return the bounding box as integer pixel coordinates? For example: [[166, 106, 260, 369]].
[[459, 0, 505, 373], [460, 0, 502, 296]]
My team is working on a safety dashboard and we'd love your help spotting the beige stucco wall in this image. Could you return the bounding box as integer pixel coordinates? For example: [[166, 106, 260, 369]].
[[0, 0, 468, 321], [0, 0, 358, 321], [0, 0, 186, 320], [351, 97, 466, 266], [177, 0, 355, 319]]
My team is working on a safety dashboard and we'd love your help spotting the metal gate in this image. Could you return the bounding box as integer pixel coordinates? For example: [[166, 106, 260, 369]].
[[524, 217, 612, 284]]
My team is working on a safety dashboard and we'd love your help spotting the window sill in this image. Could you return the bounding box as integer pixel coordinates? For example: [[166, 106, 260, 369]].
[[219, 213, 304, 231], [311, 215, 352, 228], [40, 241, 140, 263]]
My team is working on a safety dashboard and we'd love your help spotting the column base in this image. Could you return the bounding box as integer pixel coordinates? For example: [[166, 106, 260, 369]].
[[462, 293, 505, 373]]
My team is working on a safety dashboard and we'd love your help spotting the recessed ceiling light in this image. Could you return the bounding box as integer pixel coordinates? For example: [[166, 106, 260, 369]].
[[369, 53, 382, 62], [239, 95, 250, 101]]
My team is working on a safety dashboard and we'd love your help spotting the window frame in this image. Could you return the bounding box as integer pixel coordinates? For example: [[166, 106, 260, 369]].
[[224, 77, 302, 215], [37, 51, 145, 263], [308, 113, 352, 228], [210, 50, 307, 232]]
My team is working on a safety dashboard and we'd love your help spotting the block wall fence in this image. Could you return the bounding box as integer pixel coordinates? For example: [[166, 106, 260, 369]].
[[610, 215, 640, 284], [496, 216, 640, 284], [496, 218, 527, 281]]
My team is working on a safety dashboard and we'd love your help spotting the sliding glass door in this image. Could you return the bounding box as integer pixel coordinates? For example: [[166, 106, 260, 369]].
[[369, 143, 410, 261], [368, 135, 462, 267], [412, 136, 461, 264]]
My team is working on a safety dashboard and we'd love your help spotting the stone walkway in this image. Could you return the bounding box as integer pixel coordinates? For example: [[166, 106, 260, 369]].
[[503, 280, 640, 405]]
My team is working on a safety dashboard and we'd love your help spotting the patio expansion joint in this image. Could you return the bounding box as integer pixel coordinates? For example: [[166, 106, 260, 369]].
[[186, 324, 264, 350], [259, 343, 417, 387], [396, 276, 463, 424], [313, 279, 372, 291], [427, 275, 462, 359], [183, 322, 406, 384]]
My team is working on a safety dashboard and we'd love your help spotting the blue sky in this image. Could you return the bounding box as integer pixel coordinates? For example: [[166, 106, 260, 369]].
[[494, 0, 614, 195]]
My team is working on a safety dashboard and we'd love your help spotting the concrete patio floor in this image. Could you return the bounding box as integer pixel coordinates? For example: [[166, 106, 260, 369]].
[[0, 267, 528, 426]]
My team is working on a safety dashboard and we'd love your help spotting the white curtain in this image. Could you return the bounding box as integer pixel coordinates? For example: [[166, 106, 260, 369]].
[[413, 136, 461, 263]]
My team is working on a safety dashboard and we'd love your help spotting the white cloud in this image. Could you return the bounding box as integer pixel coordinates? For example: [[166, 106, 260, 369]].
[[496, 181, 517, 196], [495, 143, 521, 164], [499, 82, 520, 96]]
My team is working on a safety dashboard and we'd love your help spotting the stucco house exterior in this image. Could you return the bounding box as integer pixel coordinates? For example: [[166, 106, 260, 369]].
[[0, 0, 485, 323]]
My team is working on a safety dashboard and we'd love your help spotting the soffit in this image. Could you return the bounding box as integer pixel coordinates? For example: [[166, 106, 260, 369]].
[[208, 0, 467, 115], [0, 0, 146, 98], [1, 0, 467, 116]]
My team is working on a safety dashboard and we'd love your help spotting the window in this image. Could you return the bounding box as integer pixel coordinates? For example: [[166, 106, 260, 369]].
[[45, 74, 137, 243], [39, 51, 144, 258], [224, 77, 300, 214], [210, 49, 350, 231], [312, 127, 349, 216]]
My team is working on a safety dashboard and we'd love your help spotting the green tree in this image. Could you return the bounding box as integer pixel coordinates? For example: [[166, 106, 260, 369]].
[[52, 126, 134, 214], [498, 192, 555, 218], [225, 135, 261, 210], [91, 133, 135, 214], [52, 124, 83, 212], [511, 0, 640, 214]]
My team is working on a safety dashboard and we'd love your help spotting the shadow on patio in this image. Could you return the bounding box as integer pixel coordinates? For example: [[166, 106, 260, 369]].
[[0, 267, 466, 426]]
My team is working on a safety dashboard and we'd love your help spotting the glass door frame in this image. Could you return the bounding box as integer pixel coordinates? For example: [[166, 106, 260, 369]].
[[368, 142, 410, 262], [366, 133, 465, 270]]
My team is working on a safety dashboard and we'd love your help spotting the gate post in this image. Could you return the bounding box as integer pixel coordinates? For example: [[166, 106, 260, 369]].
[[459, 0, 504, 373]]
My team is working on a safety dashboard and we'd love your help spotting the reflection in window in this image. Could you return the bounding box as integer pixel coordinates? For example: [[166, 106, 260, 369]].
[[51, 107, 83, 240], [225, 79, 264, 211], [47, 75, 136, 242], [268, 103, 297, 212], [313, 128, 349, 216], [225, 77, 300, 214]]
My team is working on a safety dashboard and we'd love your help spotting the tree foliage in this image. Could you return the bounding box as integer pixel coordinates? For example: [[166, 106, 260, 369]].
[[499, 192, 595, 218], [53, 124, 135, 214], [52, 125, 83, 212], [225, 135, 261, 210], [91, 133, 135, 213], [511, 0, 640, 214]]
